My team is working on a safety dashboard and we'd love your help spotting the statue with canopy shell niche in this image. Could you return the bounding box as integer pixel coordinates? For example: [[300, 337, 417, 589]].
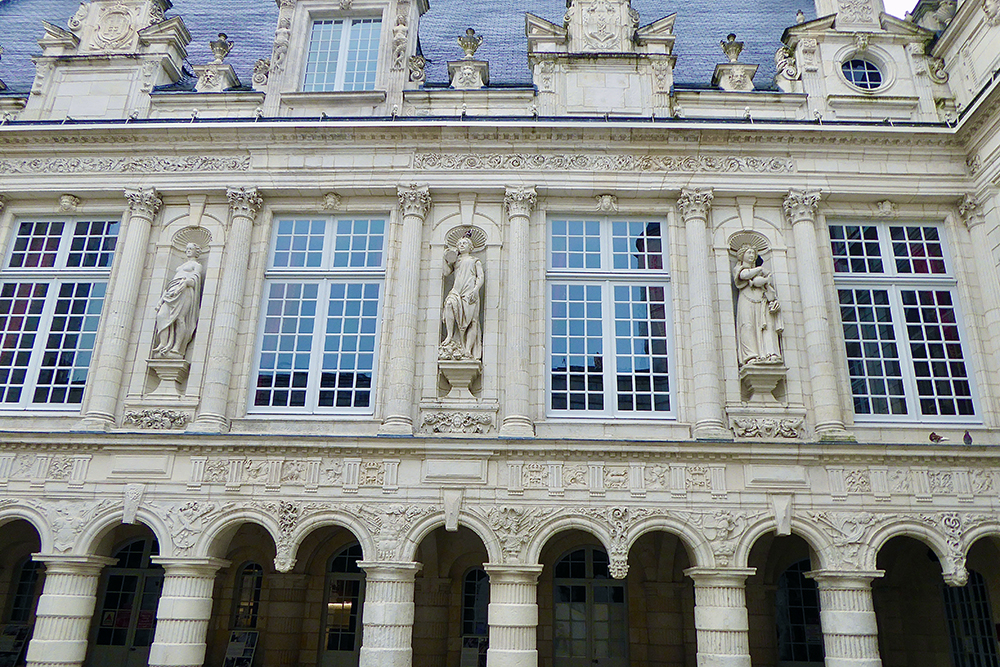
[[731, 232, 784, 368]]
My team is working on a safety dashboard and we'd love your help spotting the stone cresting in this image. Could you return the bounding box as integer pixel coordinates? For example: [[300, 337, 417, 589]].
[[414, 153, 796, 173], [0, 156, 252, 174]]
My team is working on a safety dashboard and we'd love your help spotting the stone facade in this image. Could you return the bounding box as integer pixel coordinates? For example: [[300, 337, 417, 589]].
[[1, 0, 999, 666]]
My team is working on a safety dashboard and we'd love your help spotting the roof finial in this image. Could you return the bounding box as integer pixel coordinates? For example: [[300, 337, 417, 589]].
[[721, 33, 743, 63], [210, 33, 233, 64], [796, 9, 806, 23], [458, 28, 483, 59]]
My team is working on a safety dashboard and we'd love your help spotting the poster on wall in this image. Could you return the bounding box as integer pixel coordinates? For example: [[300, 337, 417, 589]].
[[0, 625, 31, 667], [223, 630, 258, 667]]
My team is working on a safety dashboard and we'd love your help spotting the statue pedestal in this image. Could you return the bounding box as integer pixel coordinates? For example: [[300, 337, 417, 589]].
[[147, 357, 190, 397], [438, 360, 481, 400], [420, 399, 499, 435], [739, 363, 786, 403]]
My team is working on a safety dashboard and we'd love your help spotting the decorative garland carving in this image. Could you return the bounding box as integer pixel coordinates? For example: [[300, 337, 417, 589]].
[[359, 505, 434, 560], [416, 153, 795, 174], [808, 511, 899, 569], [480, 506, 560, 563], [123, 409, 190, 429], [676, 510, 766, 566], [0, 156, 251, 174], [421, 411, 494, 433], [731, 417, 803, 439]]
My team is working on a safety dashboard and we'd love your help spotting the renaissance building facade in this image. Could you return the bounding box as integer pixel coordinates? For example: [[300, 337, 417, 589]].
[[0, 0, 999, 665]]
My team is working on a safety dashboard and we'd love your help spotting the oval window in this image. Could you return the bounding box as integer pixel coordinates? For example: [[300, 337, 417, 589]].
[[842, 58, 883, 89]]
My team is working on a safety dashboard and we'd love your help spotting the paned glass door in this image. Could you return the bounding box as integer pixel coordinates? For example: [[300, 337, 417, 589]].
[[553, 547, 628, 667]]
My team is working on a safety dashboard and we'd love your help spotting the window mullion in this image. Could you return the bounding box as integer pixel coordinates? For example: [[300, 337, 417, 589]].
[[336, 20, 351, 91], [603, 279, 616, 417], [309, 279, 330, 411], [21, 280, 63, 407], [889, 284, 920, 418]]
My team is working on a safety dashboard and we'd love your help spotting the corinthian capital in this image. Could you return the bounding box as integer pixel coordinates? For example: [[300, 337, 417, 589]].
[[783, 189, 821, 224], [227, 187, 263, 219], [504, 186, 536, 219], [124, 187, 162, 220], [398, 184, 431, 219], [676, 188, 713, 220], [958, 193, 984, 229]]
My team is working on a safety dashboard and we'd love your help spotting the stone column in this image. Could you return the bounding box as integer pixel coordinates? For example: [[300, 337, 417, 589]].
[[783, 190, 852, 439], [357, 561, 421, 667], [148, 557, 228, 667], [959, 194, 1000, 411], [684, 567, 755, 667], [380, 185, 431, 435], [806, 570, 884, 667], [483, 564, 542, 667], [79, 188, 161, 429], [191, 187, 262, 432], [26, 555, 117, 667], [677, 189, 731, 439], [499, 187, 537, 437]]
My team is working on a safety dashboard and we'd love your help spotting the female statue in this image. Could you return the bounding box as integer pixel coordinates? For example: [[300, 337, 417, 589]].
[[733, 245, 783, 366], [153, 243, 204, 358], [440, 236, 485, 360]]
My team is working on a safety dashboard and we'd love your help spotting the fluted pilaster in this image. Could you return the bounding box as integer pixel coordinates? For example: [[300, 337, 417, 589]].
[[484, 564, 542, 667], [191, 187, 262, 432], [685, 568, 755, 667], [807, 570, 883, 667], [26, 555, 117, 667], [358, 561, 421, 667], [783, 189, 852, 440], [499, 187, 537, 437], [148, 558, 228, 667], [677, 189, 730, 439], [78, 188, 161, 429], [380, 185, 431, 435]]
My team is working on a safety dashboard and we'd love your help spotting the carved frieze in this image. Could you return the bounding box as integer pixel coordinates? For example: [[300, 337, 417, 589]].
[[421, 411, 494, 433], [359, 505, 433, 560], [731, 417, 802, 439], [677, 510, 766, 566], [479, 506, 560, 563], [123, 409, 190, 429], [0, 156, 251, 174], [46, 499, 117, 552], [154, 501, 218, 553], [416, 153, 795, 173]]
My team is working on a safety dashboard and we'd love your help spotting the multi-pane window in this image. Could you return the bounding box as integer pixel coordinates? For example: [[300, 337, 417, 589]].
[[775, 559, 824, 664], [324, 544, 364, 656], [0, 218, 117, 407], [944, 569, 1000, 667], [830, 223, 975, 419], [232, 563, 263, 629], [548, 218, 672, 416], [303, 18, 382, 92], [253, 217, 385, 413]]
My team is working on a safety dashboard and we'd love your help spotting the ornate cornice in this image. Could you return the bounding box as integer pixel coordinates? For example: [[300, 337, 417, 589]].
[[958, 193, 984, 230], [0, 156, 251, 174], [124, 187, 162, 220], [783, 189, 822, 225], [227, 187, 263, 219], [676, 188, 714, 220], [397, 184, 431, 219], [416, 153, 795, 174], [504, 187, 537, 219]]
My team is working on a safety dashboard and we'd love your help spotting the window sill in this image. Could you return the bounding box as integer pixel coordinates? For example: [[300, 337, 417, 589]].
[[280, 90, 387, 106]]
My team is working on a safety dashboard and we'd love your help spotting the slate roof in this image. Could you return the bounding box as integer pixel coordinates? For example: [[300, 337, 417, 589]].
[[0, 0, 815, 94]]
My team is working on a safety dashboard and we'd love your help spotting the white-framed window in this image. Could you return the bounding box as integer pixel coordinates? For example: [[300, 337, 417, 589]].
[[547, 218, 673, 417], [252, 216, 385, 414], [0, 218, 118, 408], [303, 17, 382, 92], [829, 221, 977, 420]]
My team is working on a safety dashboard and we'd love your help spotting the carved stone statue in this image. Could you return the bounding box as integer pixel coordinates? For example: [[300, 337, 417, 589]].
[[733, 245, 783, 366], [439, 236, 484, 360], [153, 243, 204, 358]]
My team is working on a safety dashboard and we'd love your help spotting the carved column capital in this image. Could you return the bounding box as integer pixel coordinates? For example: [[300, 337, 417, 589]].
[[959, 193, 985, 229], [504, 186, 537, 219], [227, 186, 263, 220], [398, 184, 431, 219], [677, 188, 714, 221], [783, 189, 822, 225], [684, 567, 756, 586], [124, 187, 162, 221]]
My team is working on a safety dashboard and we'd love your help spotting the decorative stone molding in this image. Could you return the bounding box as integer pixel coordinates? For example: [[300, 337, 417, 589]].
[[122, 408, 190, 429], [59, 194, 81, 212], [416, 153, 795, 173], [0, 194, 6, 212], [676, 510, 766, 566], [774, 46, 799, 80], [124, 186, 162, 220], [984, 0, 1000, 26], [150, 501, 218, 554], [408, 55, 426, 83], [322, 192, 342, 210], [44, 499, 118, 552], [479, 506, 559, 563], [0, 156, 251, 174], [397, 183, 431, 218], [875, 199, 897, 217], [838, 0, 878, 25], [731, 417, 803, 439], [420, 411, 494, 433], [928, 56, 949, 84], [594, 194, 618, 212], [797, 38, 819, 71], [359, 505, 434, 560], [227, 186, 263, 219], [958, 193, 985, 229], [122, 483, 146, 524], [783, 189, 821, 224], [504, 187, 537, 218], [252, 58, 270, 89]]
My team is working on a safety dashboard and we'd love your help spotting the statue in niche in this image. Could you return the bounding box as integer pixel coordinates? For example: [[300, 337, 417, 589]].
[[153, 243, 204, 358], [733, 244, 783, 366], [439, 234, 484, 361]]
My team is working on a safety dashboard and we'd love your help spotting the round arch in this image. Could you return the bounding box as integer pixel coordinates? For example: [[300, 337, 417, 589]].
[[195, 508, 282, 560], [624, 516, 713, 568], [398, 511, 503, 564], [283, 511, 376, 566], [76, 507, 173, 558], [733, 516, 837, 571], [524, 515, 614, 565], [0, 505, 53, 553], [866, 520, 955, 573]]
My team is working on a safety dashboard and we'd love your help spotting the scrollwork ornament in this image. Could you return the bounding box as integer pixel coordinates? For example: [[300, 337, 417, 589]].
[[928, 57, 949, 84], [774, 46, 799, 80], [408, 55, 426, 83], [68, 2, 89, 31], [253, 58, 270, 87]]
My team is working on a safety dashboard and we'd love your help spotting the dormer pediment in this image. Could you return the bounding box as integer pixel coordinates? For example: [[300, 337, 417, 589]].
[[526, 13, 568, 53], [39, 21, 82, 52], [635, 13, 676, 54]]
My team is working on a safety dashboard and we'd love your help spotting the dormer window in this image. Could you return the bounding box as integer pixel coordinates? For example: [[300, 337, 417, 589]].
[[841, 58, 883, 90], [303, 18, 382, 92]]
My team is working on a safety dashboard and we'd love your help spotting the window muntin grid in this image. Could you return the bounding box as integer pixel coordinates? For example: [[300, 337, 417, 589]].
[[842, 58, 883, 89], [944, 569, 1000, 667], [830, 222, 976, 421], [232, 563, 263, 630], [548, 218, 671, 418], [254, 217, 385, 414], [303, 18, 381, 92], [553, 547, 628, 663], [776, 560, 824, 664], [8, 559, 42, 624], [324, 544, 364, 655], [462, 569, 489, 638], [0, 218, 116, 409]]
